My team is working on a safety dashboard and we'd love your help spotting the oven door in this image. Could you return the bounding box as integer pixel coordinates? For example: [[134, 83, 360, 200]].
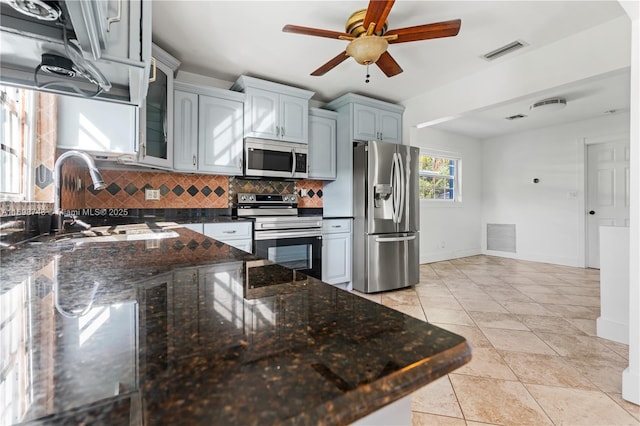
[[253, 229, 321, 279], [244, 138, 308, 179]]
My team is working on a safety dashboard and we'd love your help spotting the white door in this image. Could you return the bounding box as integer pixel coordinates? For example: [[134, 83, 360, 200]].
[[586, 140, 630, 268]]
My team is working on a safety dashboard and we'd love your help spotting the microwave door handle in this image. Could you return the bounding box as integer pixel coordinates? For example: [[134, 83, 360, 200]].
[[291, 148, 296, 177]]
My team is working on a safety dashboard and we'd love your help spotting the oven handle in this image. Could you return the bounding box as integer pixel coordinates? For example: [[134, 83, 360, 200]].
[[256, 221, 322, 230], [254, 229, 322, 240]]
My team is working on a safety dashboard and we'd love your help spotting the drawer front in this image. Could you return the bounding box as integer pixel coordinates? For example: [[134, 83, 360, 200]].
[[204, 222, 253, 240], [322, 219, 352, 234]]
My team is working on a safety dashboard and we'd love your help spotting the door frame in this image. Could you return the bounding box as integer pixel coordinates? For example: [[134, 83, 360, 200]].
[[583, 133, 630, 268]]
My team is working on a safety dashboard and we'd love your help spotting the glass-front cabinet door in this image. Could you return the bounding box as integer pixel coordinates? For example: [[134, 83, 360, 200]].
[[138, 45, 180, 169]]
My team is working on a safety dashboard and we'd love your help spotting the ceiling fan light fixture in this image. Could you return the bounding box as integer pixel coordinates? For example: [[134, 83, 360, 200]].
[[346, 36, 388, 65]]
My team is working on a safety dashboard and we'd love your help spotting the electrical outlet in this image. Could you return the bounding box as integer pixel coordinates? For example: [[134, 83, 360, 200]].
[[145, 189, 160, 201]]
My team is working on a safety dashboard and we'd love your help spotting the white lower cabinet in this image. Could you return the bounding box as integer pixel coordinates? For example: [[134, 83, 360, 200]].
[[204, 222, 253, 253], [322, 219, 352, 288]]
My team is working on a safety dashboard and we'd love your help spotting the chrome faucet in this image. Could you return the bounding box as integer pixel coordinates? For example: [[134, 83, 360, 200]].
[[52, 150, 106, 233]]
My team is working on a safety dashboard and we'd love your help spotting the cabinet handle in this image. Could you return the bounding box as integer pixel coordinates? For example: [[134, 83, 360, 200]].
[[276, 126, 280, 137], [281, 127, 285, 137], [106, 0, 122, 31], [141, 142, 146, 158], [223, 230, 237, 234], [148, 57, 157, 83], [331, 225, 342, 228], [193, 155, 196, 166]]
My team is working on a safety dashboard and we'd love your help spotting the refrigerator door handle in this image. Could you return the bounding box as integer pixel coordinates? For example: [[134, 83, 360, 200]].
[[390, 152, 398, 223], [375, 235, 417, 243], [397, 151, 405, 224]]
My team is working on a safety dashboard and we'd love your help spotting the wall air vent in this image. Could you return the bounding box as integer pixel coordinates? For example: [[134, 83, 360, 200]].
[[482, 40, 528, 61], [487, 224, 516, 252], [505, 114, 527, 121]]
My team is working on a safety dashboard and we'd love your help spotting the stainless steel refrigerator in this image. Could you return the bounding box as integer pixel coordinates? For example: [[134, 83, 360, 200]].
[[353, 140, 419, 293]]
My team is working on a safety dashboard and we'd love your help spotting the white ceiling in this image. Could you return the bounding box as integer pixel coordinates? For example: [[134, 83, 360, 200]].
[[152, 0, 630, 138]]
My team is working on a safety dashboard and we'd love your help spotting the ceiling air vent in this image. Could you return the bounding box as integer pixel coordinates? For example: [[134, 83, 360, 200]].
[[505, 114, 527, 121], [482, 40, 528, 61]]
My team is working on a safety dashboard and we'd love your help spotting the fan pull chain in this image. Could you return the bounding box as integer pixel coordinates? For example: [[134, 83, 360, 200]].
[[365, 64, 370, 83]]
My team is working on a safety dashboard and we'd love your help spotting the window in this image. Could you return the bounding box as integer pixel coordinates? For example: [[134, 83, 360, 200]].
[[0, 85, 35, 200], [418, 152, 461, 201]]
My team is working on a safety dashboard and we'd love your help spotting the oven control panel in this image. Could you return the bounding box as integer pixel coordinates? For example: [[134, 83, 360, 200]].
[[237, 193, 298, 206]]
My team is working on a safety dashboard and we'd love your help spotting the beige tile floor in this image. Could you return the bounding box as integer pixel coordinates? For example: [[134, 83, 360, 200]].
[[354, 255, 640, 426]]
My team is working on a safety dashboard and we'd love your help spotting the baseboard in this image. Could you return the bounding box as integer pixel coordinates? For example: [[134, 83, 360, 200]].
[[623, 367, 640, 405], [481, 249, 584, 268], [420, 248, 482, 264], [596, 317, 629, 344]]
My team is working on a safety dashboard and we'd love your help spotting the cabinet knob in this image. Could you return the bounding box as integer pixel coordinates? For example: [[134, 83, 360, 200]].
[[193, 155, 196, 166]]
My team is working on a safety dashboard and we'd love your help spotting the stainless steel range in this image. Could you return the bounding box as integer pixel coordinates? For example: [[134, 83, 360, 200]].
[[237, 193, 322, 279]]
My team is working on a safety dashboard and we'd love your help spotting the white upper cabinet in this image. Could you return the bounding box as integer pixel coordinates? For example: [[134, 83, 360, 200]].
[[198, 95, 243, 175], [56, 94, 137, 159], [231, 76, 314, 144], [173, 90, 199, 170], [308, 108, 337, 180], [244, 87, 279, 139], [378, 110, 402, 144], [353, 103, 402, 144], [137, 44, 180, 169], [279, 95, 308, 143], [173, 81, 244, 175]]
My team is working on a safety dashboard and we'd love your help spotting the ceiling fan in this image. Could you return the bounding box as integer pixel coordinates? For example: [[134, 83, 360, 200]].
[[282, 0, 461, 79]]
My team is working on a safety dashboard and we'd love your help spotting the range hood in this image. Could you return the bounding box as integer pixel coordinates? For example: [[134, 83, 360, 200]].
[[0, 0, 152, 106]]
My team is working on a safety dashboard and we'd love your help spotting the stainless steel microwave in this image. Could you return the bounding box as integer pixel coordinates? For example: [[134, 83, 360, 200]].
[[244, 138, 308, 179]]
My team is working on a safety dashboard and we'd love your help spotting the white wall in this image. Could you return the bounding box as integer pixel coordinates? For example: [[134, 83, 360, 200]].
[[619, 0, 640, 406], [481, 112, 630, 267], [412, 128, 483, 264]]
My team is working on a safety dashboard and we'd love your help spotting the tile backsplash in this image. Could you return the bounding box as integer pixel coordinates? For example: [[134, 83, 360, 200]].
[[60, 169, 323, 210]]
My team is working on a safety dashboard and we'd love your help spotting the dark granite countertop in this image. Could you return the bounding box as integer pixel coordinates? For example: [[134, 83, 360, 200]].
[[1, 223, 471, 425]]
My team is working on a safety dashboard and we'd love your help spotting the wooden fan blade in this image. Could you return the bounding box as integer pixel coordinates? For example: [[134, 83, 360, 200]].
[[283, 24, 352, 40], [363, 0, 395, 34], [386, 19, 461, 44], [311, 51, 349, 76], [376, 51, 403, 77]]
